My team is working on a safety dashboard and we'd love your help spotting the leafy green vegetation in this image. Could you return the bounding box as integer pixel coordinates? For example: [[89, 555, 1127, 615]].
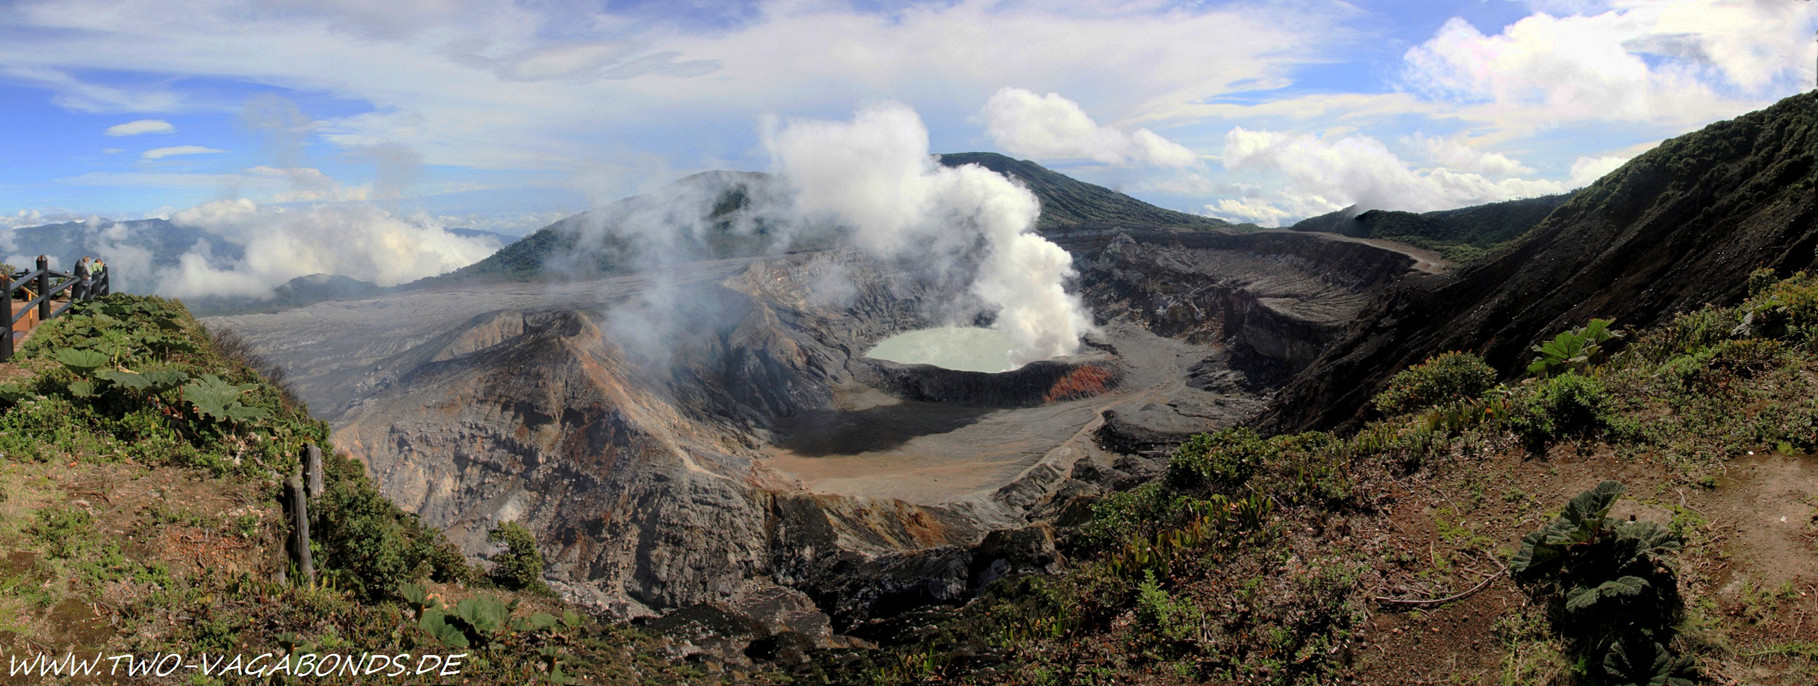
[[488, 521, 554, 595], [1372, 350, 1497, 415], [1510, 481, 1691, 686], [1507, 371, 1619, 450], [1528, 318, 1622, 377]]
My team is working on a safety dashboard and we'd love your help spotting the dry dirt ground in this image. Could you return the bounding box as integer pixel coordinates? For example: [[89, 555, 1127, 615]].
[[1346, 443, 1818, 685], [0, 457, 277, 685]]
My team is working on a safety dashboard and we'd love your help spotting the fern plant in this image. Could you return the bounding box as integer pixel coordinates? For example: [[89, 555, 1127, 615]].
[[1510, 481, 1692, 685]]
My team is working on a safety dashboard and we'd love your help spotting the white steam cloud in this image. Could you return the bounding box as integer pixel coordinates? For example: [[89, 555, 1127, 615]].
[[156, 199, 499, 299], [765, 101, 1092, 363]]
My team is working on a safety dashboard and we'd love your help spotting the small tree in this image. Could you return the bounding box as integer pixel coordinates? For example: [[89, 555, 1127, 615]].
[[487, 521, 552, 595]]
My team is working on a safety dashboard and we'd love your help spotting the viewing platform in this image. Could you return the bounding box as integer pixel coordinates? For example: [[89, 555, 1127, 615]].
[[3, 254, 110, 361]]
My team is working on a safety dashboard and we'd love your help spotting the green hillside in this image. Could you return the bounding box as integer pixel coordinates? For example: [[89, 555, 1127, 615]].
[[1288, 193, 1575, 262], [1266, 91, 1818, 434], [0, 295, 757, 684]]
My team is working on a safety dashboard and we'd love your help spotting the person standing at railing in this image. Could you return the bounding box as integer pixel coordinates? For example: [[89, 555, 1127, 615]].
[[92, 260, 106, 296], [73, 255, 91, 300]]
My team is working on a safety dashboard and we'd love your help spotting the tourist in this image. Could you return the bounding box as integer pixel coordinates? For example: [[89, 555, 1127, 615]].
[[73, 256, 91, 300]]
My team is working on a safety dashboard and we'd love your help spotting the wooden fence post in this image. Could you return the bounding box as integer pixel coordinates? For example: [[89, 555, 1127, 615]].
[[288, 471, 315, 585], [305, 444, 324, 501], [35, 255, 50, 323], [1, 269, 12, 363]]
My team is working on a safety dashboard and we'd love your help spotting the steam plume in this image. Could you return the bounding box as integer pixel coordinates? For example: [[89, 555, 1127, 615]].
[[764, 102, 1092, 362]]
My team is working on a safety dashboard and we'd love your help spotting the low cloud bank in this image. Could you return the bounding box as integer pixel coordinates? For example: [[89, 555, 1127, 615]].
[[152, 200, 500, 299]]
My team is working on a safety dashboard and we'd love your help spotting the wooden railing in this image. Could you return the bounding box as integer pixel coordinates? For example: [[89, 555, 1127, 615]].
[[3, 254, 112, 362]]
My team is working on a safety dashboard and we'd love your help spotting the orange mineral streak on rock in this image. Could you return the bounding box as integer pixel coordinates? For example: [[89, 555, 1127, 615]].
[[1043, 364, 1116, 403]]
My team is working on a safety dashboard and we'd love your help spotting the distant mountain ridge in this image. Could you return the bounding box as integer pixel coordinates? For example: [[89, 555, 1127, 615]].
[[1262, 91, 1818, 433], [2, 218, 241, 285], [1288, 193, 1576, 262], [182, 273, 390, 317], [935, 152, 1230, 230], [410, 153, 1230, 288]]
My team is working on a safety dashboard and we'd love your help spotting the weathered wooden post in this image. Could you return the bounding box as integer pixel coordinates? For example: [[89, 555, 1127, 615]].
[[1, 269, 13, 363], [287, 470, 315, 585], [305, 443, 324, 501], [35, 255, 50, 323]]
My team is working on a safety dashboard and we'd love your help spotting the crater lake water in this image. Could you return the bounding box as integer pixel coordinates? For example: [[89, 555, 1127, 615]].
[[864, 326, 1022, 373]]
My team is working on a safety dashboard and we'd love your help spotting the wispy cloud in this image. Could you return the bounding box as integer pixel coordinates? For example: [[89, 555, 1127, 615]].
[[104, 119, 175, 136], [1, 1, 1814, 226], [142, 145, 226, 160]]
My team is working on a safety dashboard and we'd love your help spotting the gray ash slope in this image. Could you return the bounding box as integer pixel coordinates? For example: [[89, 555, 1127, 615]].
[[207, 154, 1439, 633]]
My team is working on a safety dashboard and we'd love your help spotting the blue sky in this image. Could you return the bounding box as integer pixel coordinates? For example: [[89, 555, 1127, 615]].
[[2, 0, 1815, 234]]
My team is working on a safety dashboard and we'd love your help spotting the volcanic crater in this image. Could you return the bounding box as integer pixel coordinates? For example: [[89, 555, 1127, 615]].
[[209, 194, 1444, 633]]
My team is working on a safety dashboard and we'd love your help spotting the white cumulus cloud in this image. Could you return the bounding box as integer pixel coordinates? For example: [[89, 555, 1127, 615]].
[[1415, 136, 1534, 177], [981, 87, 1197, 167], [1216, 127, 1569, 223], [1568, 154, 1630, 186], [1401, 2, 1818, 132]]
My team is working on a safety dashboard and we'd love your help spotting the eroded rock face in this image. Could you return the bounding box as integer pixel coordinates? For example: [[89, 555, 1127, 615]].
[[1062, 227, 1421, 377]]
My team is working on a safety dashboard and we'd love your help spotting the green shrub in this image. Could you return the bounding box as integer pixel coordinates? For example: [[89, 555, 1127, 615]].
[[1528, 319, 1622, 377], [1372, 351, 1497, 415], [313, 476, 473, 600], [1628, 305, 1740, 364], [1507, 372, 1614, 449], [1077, 483, 1195, 551], [1509, 481, 1692, 685], [486, 521, 552, 595], [1133, 570, 1199, 646], [1748, 267, 1779, 296], [1741, 271, 1818, 340], [1166, 427, 1272, 491]]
